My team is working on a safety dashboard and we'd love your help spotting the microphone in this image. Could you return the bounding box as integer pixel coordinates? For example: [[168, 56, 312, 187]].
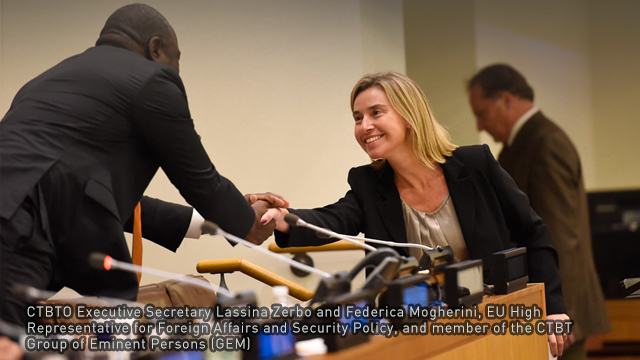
[[203, 220, 411, 304], [284, 214, 377, 252], [11, 283, 150, 309], [283, 213, 454, 273], [11, 284, 55, 304], [281, 215, 410, 301], [285, 213, 434, 252], [202, 221, 368, 305], [201, 221, 332, 279], [361, 257, 400, 293], [0, 320, 25, 341], [88, 252, 234, 298], [345, 234, 434, 251]]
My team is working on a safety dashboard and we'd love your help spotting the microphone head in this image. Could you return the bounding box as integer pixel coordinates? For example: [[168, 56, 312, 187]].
[[284, 213, 301, 226], [201, 221, 220, 235], [11, 284, 42, 302], [89, 252, 112, 271]]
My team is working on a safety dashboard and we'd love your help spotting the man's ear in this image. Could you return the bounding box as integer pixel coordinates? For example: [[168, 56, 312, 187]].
[[147, 36, 164, 62], [501, 91, 513, 109]]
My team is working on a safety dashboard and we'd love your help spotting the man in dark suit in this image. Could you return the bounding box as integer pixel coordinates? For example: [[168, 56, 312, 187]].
[[468, 64, 610, 359], [0, 4, 284, 327]]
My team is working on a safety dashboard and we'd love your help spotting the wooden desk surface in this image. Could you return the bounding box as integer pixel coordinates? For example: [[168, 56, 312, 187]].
[[602, 298, 640, 343], [307, 283, 549, 360]]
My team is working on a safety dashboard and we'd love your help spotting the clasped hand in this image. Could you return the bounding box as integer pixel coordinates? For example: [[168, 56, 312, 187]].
[[244, 193, 289, 245]]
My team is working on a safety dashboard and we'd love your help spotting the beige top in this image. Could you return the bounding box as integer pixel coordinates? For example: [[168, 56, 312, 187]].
[[401, 194, 470, 263]]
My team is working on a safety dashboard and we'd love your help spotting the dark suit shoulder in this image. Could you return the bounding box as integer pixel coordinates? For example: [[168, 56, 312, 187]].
[[348, 163, 380, 177], [450, 144, 490, 160], [88, 46, 176, 75], [521, 113, 580, 160], [448, 144, 495, 172], [520, 113, 573, 145], [13, 45, 184, 106], [347, 163, 393, 188], [347, 146, 499, 190], [88, 46, 184, 90]]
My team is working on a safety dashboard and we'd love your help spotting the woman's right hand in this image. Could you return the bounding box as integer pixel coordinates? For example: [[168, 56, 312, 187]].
[[261, 207, 291, 233]]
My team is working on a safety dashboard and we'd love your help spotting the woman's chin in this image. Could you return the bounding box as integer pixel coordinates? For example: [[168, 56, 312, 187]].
[[364, 147, 384, 159]]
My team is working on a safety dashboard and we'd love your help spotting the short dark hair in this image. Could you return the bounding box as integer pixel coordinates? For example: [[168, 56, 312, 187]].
[[96, 3, 172, 50], [468, 64, 534, 101]]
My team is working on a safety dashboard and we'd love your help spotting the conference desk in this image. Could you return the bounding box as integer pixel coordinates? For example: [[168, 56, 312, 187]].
[[27, 282, 549, 360], [308, 283, 548, 360]]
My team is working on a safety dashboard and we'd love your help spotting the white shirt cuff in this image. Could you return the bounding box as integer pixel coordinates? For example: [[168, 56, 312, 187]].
[[185, 209, 205, 239]]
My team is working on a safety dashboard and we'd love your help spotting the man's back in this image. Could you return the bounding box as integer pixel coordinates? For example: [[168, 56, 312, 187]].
[[499, 112, 610, 341], [1, 45, 186, 223]]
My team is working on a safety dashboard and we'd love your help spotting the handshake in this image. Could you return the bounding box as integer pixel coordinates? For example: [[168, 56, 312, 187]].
[[243, 192, 292, 245]]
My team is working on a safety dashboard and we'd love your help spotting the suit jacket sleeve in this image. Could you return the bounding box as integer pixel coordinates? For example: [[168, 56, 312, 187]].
[[275, 169, 364, 247], [483, 145, 566, 314], [131, 68, 254, 238], [123, 196, 193, 252]]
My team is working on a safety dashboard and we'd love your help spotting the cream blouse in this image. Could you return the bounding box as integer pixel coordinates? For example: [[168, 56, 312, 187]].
[[401, 194, 470, 263]]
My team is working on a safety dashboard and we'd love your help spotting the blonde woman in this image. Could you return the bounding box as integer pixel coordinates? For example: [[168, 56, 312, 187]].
[[259, 72, 570, 356]]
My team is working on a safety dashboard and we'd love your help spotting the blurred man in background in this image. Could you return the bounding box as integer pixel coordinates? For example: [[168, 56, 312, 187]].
[[468, 64, 610, 359]]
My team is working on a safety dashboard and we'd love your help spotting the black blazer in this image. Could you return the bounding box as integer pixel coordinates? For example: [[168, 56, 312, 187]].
[[276, 145, 566, 314], [0, 45, 253, 299]]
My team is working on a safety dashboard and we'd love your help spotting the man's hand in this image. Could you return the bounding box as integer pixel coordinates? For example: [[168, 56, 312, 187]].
[[245, 200, 276, 245], [546, 313, 572, 357], [245, 192, 289, 208]]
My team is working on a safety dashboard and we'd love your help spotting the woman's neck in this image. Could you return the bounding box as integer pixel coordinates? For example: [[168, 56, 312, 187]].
[[389, 156, 441, 191], [390, 155, 448, 213]]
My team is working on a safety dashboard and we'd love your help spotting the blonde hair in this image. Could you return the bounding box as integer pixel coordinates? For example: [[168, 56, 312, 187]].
[[350, 71, 457, 168]]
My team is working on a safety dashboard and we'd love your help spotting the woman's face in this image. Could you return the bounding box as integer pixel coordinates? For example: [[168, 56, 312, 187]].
[[353, 86, 412, 161]]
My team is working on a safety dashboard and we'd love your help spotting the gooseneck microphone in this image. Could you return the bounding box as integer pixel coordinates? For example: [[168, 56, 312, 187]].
[[201, 221, 331, 279], [11, 284, 58, 304], [284, 213, 441, 253], [285, 212, 435, 252], [344, 234, 434, 251], [88, 252, 234, 298], [282, 213, 454, 274], [283, 214, 377, 252], [0, 320, 25, 340], [11, 283, 153, 313]]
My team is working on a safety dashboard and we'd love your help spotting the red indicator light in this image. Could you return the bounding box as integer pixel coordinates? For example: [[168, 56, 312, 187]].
[[104, 256, 113, 271]]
